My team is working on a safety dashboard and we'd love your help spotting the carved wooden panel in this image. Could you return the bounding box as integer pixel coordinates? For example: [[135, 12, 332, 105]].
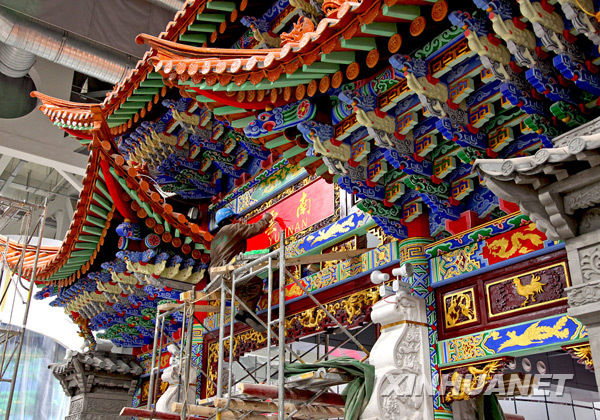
[[442, 286, 479, 331], [486, 262, 569, 320], [139, 377, 169, 406], [436, 249, 570, 340]]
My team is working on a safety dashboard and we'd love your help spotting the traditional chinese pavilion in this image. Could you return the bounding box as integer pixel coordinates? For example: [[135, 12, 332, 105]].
[[4, 0, 600, 418]]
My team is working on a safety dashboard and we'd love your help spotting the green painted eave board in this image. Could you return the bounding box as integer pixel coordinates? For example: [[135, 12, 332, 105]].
[[321, 51, 355, 64], [132, 88, 160, 95], [255, 79, 314, 89], [301, 62, 339, 73], [70, 250, 95, 258], [315, 163, 329, 176], [140, 80, 165, 88], [188, 23, 217, 32], [361, 22, 398, 37], [126, 95, 154, 102], [110, 109, 137, 116], [196, 13, 226, 22], [179, 33, 208, 43], [282, 145, 305, 159], [213, 105, 246, 115], [340, 37, 376, 51], [230, 115, 255, 128], [206, 1, 236, 12], [81, 225, 103, 236], [381, 4, 420, 20], [265, 135, 288, 149], [286, 71, 327, 80], [119, 102, 144, 109], [74, 242, 98, 250], [299, 156, 320, 167], [85, 215, 106, 228], [63, 256, 89, 265], [147, 72, 163, 79], [195, 94, 216, 102]]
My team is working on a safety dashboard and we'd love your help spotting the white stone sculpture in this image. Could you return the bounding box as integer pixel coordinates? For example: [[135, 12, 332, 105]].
[[360, 283, 434, 420], [156, 344, 199, 413]]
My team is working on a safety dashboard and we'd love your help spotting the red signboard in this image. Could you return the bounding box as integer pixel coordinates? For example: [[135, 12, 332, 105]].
[[246, 179, 335, 250]]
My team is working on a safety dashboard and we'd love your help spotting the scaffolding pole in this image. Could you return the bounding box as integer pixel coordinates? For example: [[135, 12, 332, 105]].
[[144, 229, 375, 420], [0, 197, 47, 420]]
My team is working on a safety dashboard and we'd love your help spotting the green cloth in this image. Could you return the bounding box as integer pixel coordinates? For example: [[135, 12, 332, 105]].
[[284, 357, 375, 420]]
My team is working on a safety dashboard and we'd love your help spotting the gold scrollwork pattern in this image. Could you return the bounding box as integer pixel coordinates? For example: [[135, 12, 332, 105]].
[[398, 242, 428, 263], [205, 287, 379, 397], [440, 243, 481, 279]]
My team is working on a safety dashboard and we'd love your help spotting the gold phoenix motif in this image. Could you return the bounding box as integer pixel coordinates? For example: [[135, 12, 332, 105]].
[[494, 317, 570, 351]]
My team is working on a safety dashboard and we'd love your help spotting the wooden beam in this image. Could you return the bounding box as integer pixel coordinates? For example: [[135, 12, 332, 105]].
[[205, 1, 236, 11], [208, 248, 373, 276], [237, 383, 346, 406], [120, 407, 200, 420], [157, 303, 220, 312], [213, 106, 246, 115], [188, 23, 218, 33], [361, 22, 398, 37], [179, 33, 208, 44], [301, 62, 340, 73], [179, 290, 221, 302], [321, 51, 355, 64], [213, 398, 345, 419], [230, 115, 256, 129], [172, 403, 265, 420], [196, 13, 226, 22]]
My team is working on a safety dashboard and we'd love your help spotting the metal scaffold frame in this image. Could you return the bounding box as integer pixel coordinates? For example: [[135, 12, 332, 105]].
[[0, 196, 47, 420], [133, 231, 374, 420]]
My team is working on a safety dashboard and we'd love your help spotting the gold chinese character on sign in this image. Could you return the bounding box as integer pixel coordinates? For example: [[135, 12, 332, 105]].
[[296, 191, 311, 218], [265, 210, 279, 237]]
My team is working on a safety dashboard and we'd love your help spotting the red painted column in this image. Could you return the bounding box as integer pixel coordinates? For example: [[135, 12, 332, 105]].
[[405, 207, 431, 238]]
